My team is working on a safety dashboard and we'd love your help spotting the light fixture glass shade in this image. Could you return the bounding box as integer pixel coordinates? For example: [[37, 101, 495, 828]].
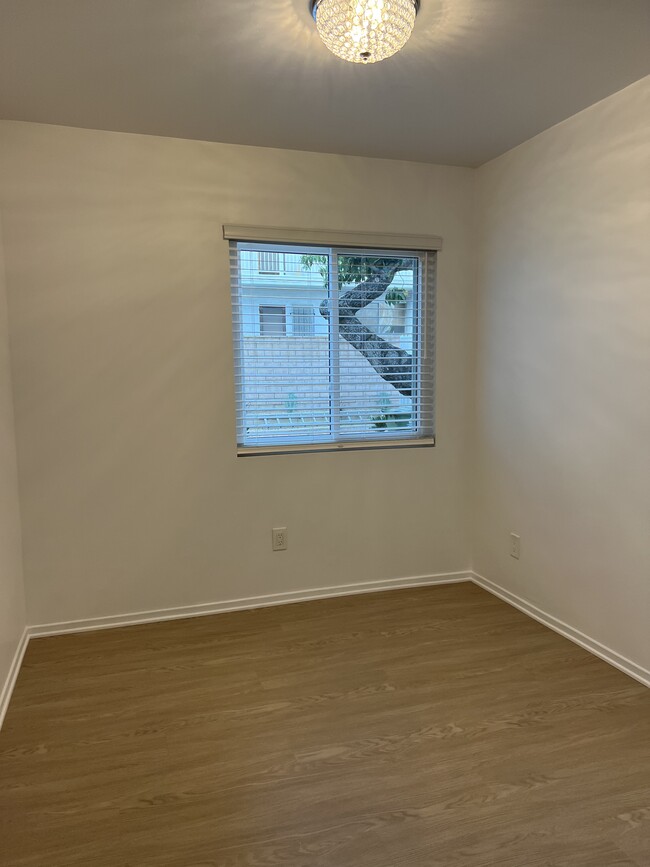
[[312, 0, 418, 64]]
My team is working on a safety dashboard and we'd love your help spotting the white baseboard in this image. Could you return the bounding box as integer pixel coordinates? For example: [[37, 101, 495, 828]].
[[27, 571, 472, 638], [472, 572, 650, 689], [0, 627, 29, 731]]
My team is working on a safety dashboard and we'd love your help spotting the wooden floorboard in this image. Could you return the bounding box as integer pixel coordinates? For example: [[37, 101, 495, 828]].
[[1, 583, 649, 866]]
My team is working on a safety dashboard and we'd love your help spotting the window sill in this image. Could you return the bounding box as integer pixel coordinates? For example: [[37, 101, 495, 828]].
[[237, 437, 435, 457]]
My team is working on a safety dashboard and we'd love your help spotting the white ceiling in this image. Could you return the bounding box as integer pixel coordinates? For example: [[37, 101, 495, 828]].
[[0, 0, 648, 167]]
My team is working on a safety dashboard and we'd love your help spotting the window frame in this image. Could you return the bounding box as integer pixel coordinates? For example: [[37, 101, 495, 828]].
[[229, 237, 437, 456], [258, 304, 287, 336]]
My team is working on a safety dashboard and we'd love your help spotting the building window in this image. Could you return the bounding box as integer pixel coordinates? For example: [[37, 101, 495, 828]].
[[380, 300, 408, 334], [292, 305, 315, 336], [259, 305, 287, 336], [231, 240, 435, 454], [258, 251, 282, 274]]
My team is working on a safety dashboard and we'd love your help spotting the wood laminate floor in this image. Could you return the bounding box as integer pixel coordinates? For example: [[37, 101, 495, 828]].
[[1, 583, 649, 866]]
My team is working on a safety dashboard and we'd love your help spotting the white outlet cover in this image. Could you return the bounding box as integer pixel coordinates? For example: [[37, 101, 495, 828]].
[[510, 533, 521, 559], [272, 527, 287, 551]]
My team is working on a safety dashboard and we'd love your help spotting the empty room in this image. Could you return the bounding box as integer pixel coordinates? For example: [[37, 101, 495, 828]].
[[0, 1, 649, 864]]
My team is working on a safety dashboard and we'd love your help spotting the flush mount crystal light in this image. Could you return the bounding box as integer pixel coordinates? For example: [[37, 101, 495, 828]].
[[310, 0, 419, 64]]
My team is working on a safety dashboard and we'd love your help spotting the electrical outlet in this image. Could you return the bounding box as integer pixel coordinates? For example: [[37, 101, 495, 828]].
[[510, 533, 521, 560], [272, 527, 287, 551]]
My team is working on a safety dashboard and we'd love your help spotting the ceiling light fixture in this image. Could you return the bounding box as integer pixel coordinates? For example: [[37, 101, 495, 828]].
[[310, 0, 419, 64]]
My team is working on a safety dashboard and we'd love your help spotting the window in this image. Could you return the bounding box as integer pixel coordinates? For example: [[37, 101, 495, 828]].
[[229, 232, 436, 454], [380, 301, 407, 334], [292, 305, 315, 336], [258, 251, 282, 274], [259, 305, 286, 336], [257, 251, 302, 276]]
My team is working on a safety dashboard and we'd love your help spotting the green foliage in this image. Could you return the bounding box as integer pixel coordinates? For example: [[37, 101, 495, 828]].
[[372, 411, 412, 430], [285, 392, 297, 414], [301, 254, 409, 306], [371, 394, 411, 430]]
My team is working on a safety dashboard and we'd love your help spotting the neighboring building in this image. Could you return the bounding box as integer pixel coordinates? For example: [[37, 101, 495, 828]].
[[239, 249, 414, 344]]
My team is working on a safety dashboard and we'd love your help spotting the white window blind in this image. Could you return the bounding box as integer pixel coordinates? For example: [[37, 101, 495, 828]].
[[230, 239, 435, 454]]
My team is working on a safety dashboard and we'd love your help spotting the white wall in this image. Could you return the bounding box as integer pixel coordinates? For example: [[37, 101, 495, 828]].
[[474, 77, 650, 670], [0, 210, 26, 703], [0, 122, 476, 626]]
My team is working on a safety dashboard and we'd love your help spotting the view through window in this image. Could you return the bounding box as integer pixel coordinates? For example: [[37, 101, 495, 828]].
[[231, 241, 434, 452]]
